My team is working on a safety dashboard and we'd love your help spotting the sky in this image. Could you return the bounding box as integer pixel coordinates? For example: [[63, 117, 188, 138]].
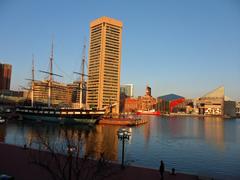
[[0, 0, 240, 100]]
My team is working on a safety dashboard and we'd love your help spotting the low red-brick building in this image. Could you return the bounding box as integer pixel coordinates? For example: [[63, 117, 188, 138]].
[[120, 85, 157, 113], [123, 97, 138, 113]]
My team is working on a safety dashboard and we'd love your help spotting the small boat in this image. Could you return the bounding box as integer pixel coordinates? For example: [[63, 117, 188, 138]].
[[136, 109, 160, 116], [99, 116, 148, 126]]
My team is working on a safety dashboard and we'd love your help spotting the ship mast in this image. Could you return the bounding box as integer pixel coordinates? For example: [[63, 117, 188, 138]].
[[80, 42, 86, 109], [39, 39, 62, 107], [48, 40, 53, 108], [31, 54, 35, 107]]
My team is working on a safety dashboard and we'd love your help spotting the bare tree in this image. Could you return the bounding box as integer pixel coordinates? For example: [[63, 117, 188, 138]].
[[27, 125, 120, 180]]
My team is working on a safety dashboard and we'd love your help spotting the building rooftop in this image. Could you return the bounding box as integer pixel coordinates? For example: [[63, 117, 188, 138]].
[[201, 86, 224, 98], [90, 16, 123, 27], [158, 94, 184, 101]]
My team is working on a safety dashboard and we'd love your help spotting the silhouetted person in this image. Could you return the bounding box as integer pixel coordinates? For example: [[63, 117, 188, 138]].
[[171, 168, 176, 175], [159, 160, 165, 179], [23, 144, 27, 150], [97, 152, 105, 173]]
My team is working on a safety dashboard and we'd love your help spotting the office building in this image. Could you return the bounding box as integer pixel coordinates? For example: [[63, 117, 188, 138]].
[[31, 80, 68, 106], [87, 16, 123, 113], [0, 63, 12, 90], [120, 84, 134, 97]]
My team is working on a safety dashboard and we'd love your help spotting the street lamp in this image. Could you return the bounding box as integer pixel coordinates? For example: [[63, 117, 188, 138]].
[[67, 145, 76, 180], [117, 128, 131, 169]]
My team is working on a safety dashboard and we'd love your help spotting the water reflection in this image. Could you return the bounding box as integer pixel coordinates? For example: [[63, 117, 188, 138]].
[[204, 117, 225, 150], [2, 122, 119, 161], [1, 117, 240, 179], [143, 116, 151, 145], [85, 125, 119, 160], [0, 117, 232, 153]]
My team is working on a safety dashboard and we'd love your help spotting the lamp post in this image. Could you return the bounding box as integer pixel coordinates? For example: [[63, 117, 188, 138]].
[[67, 145, 76, 180], [117, 128, 131, 169]]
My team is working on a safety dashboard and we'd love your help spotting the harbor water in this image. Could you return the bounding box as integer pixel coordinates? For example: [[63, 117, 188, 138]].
[[0, 116, 240, 179]]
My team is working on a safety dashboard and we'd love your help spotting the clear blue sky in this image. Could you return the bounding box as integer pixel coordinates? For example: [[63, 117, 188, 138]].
[[0, 0, 240, 100]]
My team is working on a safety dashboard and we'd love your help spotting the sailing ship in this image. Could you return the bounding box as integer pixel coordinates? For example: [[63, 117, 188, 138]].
[[16, 41, 105, 124]]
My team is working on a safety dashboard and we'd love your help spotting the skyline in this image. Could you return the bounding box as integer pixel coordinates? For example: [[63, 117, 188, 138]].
[[0, 0, 240, 100]]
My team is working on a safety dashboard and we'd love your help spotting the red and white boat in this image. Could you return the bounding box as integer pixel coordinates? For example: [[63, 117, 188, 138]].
[[136, 109, 160, 116]]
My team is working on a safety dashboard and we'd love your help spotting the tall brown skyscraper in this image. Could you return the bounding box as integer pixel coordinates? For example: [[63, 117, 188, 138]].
[[0, 63, 12, 90], [87, 17, 122, 113]]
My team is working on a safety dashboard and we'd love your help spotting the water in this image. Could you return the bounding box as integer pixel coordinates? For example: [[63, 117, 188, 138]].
[[1, 116, 240, 179]]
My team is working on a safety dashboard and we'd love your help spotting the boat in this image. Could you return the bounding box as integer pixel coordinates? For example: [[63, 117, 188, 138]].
[[16, 41, 105, 124], [136, 109, 160, 116], [99, 116, 148, 126], [16, 107, 105, 124]]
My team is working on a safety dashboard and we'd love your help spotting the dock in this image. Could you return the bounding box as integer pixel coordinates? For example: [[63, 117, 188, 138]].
[[98, 117, 148, 126]]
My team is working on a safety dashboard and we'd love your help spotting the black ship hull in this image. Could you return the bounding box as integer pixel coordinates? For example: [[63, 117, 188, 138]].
[[16, 106, 105, 124]]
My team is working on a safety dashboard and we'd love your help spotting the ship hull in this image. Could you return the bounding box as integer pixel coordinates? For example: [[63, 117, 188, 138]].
[[16, 107, 105, 124], [136, 111, 160, 116]]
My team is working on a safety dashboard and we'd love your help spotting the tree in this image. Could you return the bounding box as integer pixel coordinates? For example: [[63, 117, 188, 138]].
[[27, 124, 120, 180]]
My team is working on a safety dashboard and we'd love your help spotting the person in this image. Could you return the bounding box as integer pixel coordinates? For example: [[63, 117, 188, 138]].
[[159, 160, 165, 179], [171, 168, 176, 175], [23, 144, 27, 150], [97, 152, 105, 173]]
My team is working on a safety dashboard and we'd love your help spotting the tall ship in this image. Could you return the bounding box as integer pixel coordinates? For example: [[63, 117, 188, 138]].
[[16, 41, 105, 124]]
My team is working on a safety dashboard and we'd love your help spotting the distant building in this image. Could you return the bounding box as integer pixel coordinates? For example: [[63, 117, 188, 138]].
[[66, 81, 80, 105], [0, 90, 24, 97], [196, 86, 224, 116], [145, 86, 151, 96], [31, 80, 68, 106], [87, 16, 123, 113], [26, 80, 87, 107], [236, 102, 240, 117], [66, 81, 87, 108], [137, 85, 156, 111], [121, 85, 156, 113], [0, 63, 12, 90], [122, 97, 138, 113], [224, 100, 236, 117], [173, 99, 194, 114], [0, 89, 24, 106], [157, 94, 185, 113], [195, 86, 236, 117], [120, 84, 134, 97]]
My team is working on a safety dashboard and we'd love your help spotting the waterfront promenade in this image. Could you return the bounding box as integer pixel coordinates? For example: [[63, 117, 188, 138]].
[[0, 143, 198, 180]]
